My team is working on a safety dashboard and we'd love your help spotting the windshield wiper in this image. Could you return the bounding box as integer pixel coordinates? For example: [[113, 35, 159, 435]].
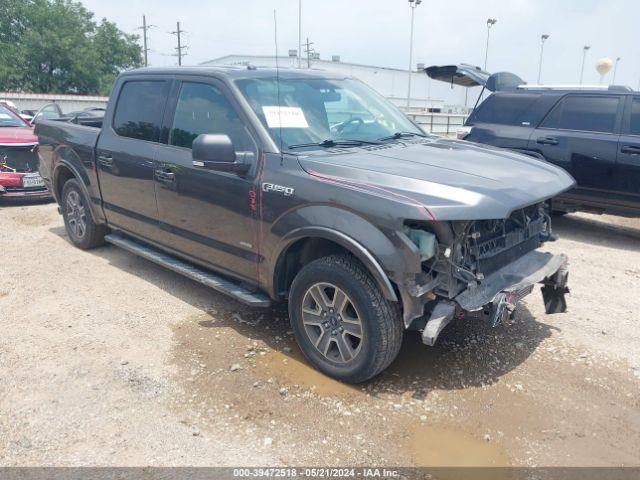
[[377, 131, 428, 142], [288, 139, 382, 150]]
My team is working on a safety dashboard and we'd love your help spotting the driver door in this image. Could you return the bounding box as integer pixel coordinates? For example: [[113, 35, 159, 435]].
[[154, 79, 259, 282]]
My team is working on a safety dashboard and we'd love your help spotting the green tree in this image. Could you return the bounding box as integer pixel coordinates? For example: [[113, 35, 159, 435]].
[[0, 0, 142, 94]]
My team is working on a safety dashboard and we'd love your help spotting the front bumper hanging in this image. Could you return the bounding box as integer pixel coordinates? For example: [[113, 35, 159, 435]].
[[421, 250, 569, 346]]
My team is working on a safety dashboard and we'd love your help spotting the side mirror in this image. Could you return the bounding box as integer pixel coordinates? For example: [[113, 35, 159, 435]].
[[192, 134, 251, 175]]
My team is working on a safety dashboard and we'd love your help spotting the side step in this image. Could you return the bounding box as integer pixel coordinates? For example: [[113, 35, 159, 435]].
[[105, 233, 271, 307]]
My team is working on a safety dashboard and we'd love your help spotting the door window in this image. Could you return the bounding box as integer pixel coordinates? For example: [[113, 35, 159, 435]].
[[112, 80, 168, 142], [170, 82, 254, 151], [470, 93, 541, 126], [629, 97, 640, 136], [542, 95, 619, 133]]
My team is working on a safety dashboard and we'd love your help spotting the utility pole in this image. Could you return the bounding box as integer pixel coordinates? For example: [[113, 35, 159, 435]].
[[612, 57, 621, 84], [406, 0, 422, 108], [171, 21, 187, 66], [579, 45, 590, 85], [138, 15, 155, 67], [298, 0, 302, 68], [537, 34, 550, 84], [484, 18, 497, 70], [304, 37, 314, 69]]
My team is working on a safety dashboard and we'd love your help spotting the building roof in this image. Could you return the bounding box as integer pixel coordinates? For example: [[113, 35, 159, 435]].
[[124, 65, 350, 81], [201, 54, 413, 74]]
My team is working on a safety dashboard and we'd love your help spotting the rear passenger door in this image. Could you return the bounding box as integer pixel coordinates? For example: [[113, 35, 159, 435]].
[[616, 96, 640, 207], [96, 79, 170, 240], [154, 79, 259, 282], [529, 94, 622, 196]]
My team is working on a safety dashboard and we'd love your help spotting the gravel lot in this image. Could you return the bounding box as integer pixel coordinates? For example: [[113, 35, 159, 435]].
[[1, 201, 639, 467]]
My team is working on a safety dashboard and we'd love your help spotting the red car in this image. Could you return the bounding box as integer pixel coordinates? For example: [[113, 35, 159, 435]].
[[0, 103, 51, 200]]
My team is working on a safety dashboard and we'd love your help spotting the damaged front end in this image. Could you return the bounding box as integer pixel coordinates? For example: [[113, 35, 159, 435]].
[[399, 203, 569, 346]]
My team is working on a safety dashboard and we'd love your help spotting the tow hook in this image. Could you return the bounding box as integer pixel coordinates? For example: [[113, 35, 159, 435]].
[[491, 292, 518, 327]]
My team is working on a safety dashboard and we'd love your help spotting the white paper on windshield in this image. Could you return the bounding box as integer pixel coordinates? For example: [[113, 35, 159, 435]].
[[0, 113, 12, 120], [262, 106, 309, 129]]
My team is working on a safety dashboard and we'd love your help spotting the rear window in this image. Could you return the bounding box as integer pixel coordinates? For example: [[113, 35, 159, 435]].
[[541, 95, 620, 133], [112, 80, 169, 142], [469, 93, 541, 126]]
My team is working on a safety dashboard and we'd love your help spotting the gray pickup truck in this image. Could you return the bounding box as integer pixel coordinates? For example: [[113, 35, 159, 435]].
[[36, 67, 573, 382]]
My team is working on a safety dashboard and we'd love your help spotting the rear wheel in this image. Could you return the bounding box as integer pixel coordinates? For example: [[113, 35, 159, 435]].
[[288, 255, 402, 383], [61, 179, 105, 250]]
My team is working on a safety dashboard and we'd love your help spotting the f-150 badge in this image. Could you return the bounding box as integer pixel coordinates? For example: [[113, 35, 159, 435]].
[[262, 183, 295, 197]]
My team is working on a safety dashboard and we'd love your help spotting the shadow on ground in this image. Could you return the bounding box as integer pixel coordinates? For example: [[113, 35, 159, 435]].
[[49, 225, 556, 398], [552, 214, 640, 252]]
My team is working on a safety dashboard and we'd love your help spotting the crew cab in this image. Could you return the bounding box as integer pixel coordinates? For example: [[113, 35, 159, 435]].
[[36, 67, 573, 382], [0, 103, 50, 200]]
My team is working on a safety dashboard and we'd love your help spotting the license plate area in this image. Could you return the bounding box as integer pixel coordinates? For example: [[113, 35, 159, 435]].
[[22, 174, 45, 188]]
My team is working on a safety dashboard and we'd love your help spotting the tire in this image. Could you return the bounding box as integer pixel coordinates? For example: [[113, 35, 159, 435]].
[[61, 178, 106, 250], [288, 254, 403, 383]]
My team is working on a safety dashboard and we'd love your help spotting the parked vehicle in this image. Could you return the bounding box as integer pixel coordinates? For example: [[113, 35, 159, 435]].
[[426, 64, 640, 217], [36, 67, 572, 382], [0, 104, 51, 200]]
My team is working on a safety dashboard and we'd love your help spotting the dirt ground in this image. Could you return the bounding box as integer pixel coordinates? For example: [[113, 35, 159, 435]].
[[1, 201, 639, 467]]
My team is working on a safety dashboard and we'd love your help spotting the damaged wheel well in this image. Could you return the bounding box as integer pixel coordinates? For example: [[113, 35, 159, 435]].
[[273, 236, 399, 303], [275, 237, 350, 300]]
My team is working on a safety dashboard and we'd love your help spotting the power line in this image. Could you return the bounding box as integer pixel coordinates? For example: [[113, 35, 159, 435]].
[[170, 21, 188, 66], [137, 15, 155, 67]]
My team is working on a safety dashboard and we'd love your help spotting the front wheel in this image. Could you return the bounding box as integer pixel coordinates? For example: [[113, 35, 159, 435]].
[[288, 255, 403, 383], [61, 179, 106, 250]]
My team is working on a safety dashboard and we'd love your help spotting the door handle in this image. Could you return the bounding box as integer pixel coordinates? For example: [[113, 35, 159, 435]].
[[620, 145, 640, 155], [97, 154, 113, 167], [537, 136, 559, 146]]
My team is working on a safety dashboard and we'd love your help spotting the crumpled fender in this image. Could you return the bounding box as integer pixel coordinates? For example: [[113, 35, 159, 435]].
[[267, 205, 424, 302]]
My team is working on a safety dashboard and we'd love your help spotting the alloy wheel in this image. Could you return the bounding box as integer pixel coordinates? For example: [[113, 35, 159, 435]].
[[301, 282, 364, 363]]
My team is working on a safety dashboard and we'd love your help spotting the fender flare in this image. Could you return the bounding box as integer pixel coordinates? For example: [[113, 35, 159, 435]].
[[53, 159, 103, 224], [274, 226, 398, 302]]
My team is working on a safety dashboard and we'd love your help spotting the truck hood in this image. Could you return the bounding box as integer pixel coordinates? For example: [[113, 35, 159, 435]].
[[298, 138, 575, 221]]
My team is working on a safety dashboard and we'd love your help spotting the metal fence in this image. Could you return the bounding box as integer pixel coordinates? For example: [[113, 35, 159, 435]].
[[406, 112, 468, 137]]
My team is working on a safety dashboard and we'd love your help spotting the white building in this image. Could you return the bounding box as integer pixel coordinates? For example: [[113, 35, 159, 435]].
[[200, 54, 444, 112], [0, 91, 108, 114]]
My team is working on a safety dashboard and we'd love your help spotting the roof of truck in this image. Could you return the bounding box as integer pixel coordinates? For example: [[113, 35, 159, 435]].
[[122, 66, 347, 81]]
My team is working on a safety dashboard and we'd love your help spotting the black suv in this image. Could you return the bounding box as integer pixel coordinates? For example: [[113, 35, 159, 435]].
[[426, 64, 640, 217]]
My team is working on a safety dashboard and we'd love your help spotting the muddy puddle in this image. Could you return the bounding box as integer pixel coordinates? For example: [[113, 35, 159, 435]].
[[408, 424, 509, 467], [169, 308, 640, 467], [255, 348, 364, 397]]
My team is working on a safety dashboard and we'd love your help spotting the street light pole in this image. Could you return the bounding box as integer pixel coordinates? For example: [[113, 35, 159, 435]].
[[579, 45, 590, 85], [406, 0, 422, 108], [613, 57, 621, 84], [537, 34, 550, 84], [484, 18, 497, 70], [298, 0, 302, 68]]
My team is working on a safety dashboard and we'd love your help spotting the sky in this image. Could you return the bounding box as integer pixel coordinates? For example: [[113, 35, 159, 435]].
[[79, 0, 638, 105]]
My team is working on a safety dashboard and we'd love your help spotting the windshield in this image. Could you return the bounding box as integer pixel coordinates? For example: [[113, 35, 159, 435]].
[[236, 77, 423, 151], [0, 105, 28, 127]]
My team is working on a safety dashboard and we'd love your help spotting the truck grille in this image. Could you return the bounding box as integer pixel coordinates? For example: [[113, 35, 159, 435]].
[[0, 145, 40, 173], [468, 206, 547, 276]]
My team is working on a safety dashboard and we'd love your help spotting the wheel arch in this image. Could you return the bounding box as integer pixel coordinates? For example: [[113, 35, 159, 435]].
[[52, 159, 104, 225], [272, 227, 398, 303]]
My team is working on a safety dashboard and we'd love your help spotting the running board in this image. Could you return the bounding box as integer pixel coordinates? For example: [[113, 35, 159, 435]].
[[104, 233, 271, 307]]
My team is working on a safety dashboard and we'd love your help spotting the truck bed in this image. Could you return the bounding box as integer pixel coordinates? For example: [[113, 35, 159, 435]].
[[35, 118, 102, 217]]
